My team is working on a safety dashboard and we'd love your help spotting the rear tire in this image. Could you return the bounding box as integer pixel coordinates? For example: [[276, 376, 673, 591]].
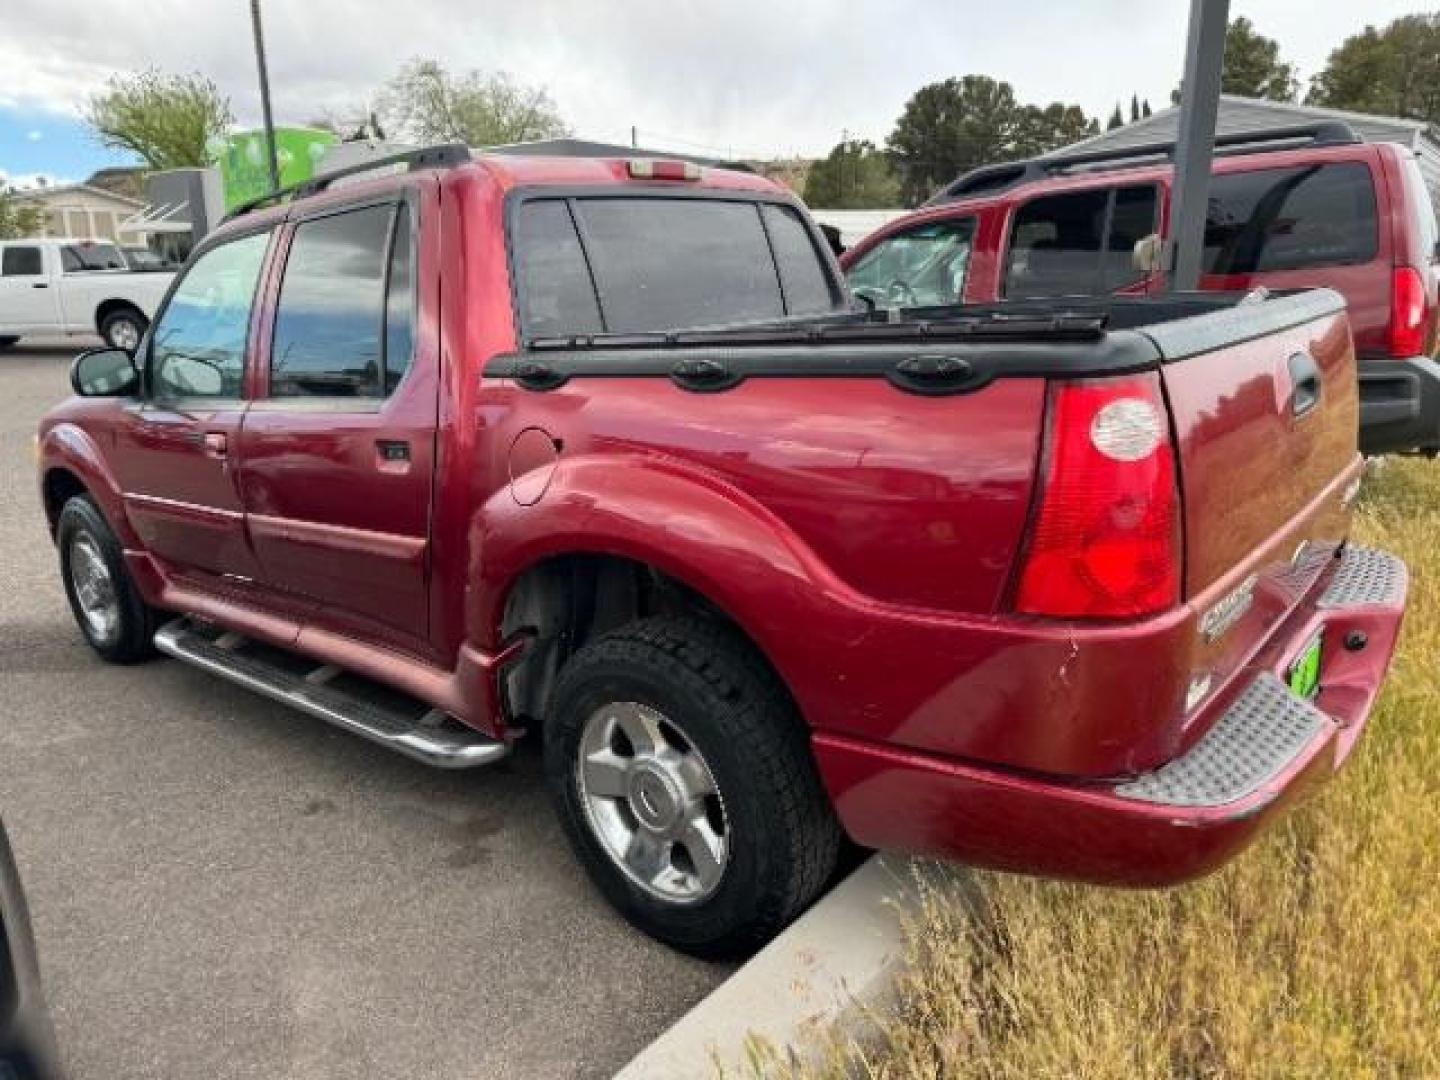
[[0, 336, 19, 351], [99, 308, 146, 352], [544, 615, 841, 958], [57, 495, 159, 663]]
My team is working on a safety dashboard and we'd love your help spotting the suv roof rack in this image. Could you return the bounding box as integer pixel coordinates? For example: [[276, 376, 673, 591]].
[[928, 121, 1361, 205], [223, 143, 472, 221]]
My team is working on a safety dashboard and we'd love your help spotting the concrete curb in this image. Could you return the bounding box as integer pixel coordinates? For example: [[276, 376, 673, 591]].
[[613, 854, 946, 1079]]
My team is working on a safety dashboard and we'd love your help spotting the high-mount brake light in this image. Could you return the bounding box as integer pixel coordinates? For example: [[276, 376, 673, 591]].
[[1388, 265, 1430, 357], [627, 158, 701, 181], [1014, 374, 1181, 619]]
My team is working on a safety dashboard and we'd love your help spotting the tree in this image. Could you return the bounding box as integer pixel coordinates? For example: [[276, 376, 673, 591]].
[[0, 188, 43, 240], [1221, 17, 1298, 100], [1142, 98, 1153, 118], [377, 58, 568, 146], [1107, 104, 1125, 130], [1130, 94, 1141, 123], [1308, 15, 1440, 123], [886, 76, 1095, 206], [803, 139, 900, 209], [84, 69, 233, 169], [1171, 17, 1298, 104]]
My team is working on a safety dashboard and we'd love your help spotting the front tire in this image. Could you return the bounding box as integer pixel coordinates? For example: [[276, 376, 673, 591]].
[[544, 616, 841, 957], [99, 308, 146, 352], [57, 495, 159, 663]]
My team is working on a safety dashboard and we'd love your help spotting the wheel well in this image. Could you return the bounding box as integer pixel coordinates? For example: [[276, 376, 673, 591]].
[[42, 468, 88, 535], [498, 553, 798, 736], [94, 299, 145, 335]]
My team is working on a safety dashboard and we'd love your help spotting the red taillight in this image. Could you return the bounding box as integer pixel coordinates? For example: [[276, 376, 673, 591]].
[[1389, 265, 1429, 357], [1014, 374, 1181, 619]]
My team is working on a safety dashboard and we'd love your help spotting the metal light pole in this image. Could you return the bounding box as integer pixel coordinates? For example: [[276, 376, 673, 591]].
[[249, 0, 282, 193], [1167, 0, 1230, 291]]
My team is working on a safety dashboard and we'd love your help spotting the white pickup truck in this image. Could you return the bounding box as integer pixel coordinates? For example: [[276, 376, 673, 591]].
[[0, 238, 175, 352]]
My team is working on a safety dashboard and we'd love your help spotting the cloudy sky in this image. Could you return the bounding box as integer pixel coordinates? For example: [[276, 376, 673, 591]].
[[0, 0, 1426, 186]]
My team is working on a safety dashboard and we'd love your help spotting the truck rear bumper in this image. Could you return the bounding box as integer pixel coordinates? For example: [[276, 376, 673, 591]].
[[1358, 355, 1440, 455], [814, 545, 1407, 886]]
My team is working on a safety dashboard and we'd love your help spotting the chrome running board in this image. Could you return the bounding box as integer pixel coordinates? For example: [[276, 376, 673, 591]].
[[154, 618, 508, 769]]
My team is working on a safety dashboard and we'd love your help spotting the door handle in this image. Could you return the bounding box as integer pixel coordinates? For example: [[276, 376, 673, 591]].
[[31, 282, 48, 289], [1287, 351, 1322, 419], [376, 439, 410, 463]]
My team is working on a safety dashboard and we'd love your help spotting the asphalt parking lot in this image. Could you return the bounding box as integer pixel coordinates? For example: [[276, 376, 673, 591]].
[[0, 341, 729, 1078]]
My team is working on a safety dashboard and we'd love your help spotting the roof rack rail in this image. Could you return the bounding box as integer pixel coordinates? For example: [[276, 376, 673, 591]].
[[928, 121, 1360, 205], [222, 143, 472, 221]]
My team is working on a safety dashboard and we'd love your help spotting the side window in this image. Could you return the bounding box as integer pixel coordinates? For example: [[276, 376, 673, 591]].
[[515, 200, 603, 340], [270, 204, 395, 398], [847, 218, 976, 308], [1005, 190, 1109, 298], [384, 204, 415, 394], [1, 246, 43, 276], [1204, 163, 1378, 275], [761, 204, 837, 316], [149, 231, 269, 400], [61, 248, 82, 273]]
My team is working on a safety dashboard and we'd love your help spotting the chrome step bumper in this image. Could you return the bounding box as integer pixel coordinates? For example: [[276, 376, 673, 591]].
[[154, 618, 508, 769]]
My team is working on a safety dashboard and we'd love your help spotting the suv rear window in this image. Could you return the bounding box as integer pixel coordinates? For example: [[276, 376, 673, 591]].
[[514, 196, 840, 339], [1204, 162, 1378, 274]]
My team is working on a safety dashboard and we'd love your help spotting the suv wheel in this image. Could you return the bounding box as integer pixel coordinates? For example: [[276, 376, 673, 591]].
[[57, 495, 159, 663], [99, 308, 146, 352], [544, 616, 841, 957]]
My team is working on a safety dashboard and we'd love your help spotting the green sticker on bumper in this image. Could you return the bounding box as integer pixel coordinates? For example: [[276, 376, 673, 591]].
[[1288, 633, 1323, 699]]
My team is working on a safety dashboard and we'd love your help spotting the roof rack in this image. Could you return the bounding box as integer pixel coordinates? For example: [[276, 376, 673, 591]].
[[928, 121, 1360, 204], [223, 143, 472, 221]]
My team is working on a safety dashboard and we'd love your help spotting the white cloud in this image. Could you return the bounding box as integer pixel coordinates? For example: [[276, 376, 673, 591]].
[[3, 172, 74, 190], [25, 130, 43, 141]]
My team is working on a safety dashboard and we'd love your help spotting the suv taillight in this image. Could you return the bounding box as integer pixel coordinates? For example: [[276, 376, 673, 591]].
[[1014, 374, 1181, 619], [1389, 266, 1429, 357]]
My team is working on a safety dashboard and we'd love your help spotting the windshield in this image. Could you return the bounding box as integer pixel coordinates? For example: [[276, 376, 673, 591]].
[[123, 246, 174, 271], [61, 243, 126, 272], [847, 218, 975, 308]]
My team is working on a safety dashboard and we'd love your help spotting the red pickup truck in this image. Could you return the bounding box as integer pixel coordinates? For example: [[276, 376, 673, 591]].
[[843, 122, 1440, 457], [38, 146, 1407, 956]]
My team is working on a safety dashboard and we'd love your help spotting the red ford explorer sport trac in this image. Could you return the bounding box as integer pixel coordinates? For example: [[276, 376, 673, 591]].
[[38, 144, 1407, 956]]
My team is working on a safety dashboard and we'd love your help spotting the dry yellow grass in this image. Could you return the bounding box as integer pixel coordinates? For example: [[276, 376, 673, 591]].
[[791, 457, 1440, 1079]]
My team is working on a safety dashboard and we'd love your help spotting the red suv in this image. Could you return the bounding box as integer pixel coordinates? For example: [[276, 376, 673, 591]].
[[843, 122, 1440, 456]]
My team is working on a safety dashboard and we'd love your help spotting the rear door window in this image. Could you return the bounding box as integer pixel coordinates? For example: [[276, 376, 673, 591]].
[[1005, 186, 1157, 298], [513, 196, 841, 339], [1, 246, 43, 276], [1203, 163, 1378, 274], [847, 217, 976, 307], [270, 203, 408, 398]]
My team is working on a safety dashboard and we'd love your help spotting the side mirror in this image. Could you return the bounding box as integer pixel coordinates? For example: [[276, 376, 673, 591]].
[[70, 347, 138, 398]]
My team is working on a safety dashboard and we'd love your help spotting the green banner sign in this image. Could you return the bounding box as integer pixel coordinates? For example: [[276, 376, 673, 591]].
[[210, 128, 339, 211]]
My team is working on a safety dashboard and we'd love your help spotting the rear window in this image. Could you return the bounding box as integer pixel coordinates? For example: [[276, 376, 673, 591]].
[[514, 196, 839, 338], [1204, 162, 1378, 274]]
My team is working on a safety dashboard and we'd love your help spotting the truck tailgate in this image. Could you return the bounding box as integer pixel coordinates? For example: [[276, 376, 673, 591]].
[[1152, 292, 1358, 596], [1152, 290, 1359, 726]]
